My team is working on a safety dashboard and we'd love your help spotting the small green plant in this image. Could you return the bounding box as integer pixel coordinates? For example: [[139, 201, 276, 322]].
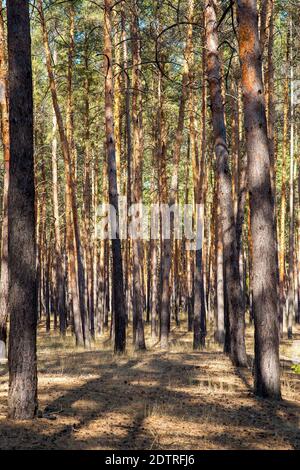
[[291, 364, 300, 374]]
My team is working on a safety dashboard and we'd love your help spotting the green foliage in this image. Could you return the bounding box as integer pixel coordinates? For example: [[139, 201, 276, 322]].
[[291, 364, 300, 374]]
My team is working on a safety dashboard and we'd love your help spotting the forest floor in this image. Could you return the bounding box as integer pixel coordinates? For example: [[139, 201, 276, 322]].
[[0, 321, 299, 450]]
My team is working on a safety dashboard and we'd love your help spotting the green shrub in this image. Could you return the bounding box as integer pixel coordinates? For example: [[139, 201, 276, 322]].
[[291, 364, 300, 374]]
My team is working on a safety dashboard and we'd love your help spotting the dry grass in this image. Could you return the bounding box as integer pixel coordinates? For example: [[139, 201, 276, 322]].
[[0, 320, 299, 450]]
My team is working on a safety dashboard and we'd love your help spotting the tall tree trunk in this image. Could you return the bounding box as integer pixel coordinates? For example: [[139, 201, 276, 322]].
[[150, 111, 159, 338], [67, 2, 90, 347], [38, 138, 47, 328], [156, 59, 168, 346], [131, 1, 146, 350], [0, 5, 9, 358], [236, 0, 281, 399], [51, 94, 66, 336], [189, 0, 206, 350], [82, 36, 94, 339], [113, 7, 122, 190], [287, 19, 294, 339], [206, 0, 247, 366], [38, 0, 86, 346], [279, 26, 290, 335], [160, 25, 189, 349], [104, 0, 126, 353], [7, 0, 38, 419], [297, 162, 300, 323]]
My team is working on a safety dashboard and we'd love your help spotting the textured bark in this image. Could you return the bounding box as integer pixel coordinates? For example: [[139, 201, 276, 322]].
[[113, 7, 122, 190], [236, 0, 281, 398], [216, 188, 225, 345], [66, 3, 76, 180], [7, 0, 38, 419], [232, 81, 247, 286], [206, 0, 247, 366], [104, 0, 126, 353], [156, 56, 168, 346], [0, 5, 9, 358], [265, 0, 276, 195], [297, 171, 300, 323], [191, 1, 206, 350]]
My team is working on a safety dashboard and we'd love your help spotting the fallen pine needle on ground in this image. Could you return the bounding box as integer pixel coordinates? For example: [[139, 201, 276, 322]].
[[0, 322, 299, 450]]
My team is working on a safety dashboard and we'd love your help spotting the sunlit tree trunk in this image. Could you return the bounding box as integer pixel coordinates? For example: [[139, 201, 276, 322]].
[[113, 8, 122, 190], [279, 26, 290, 335], [0, 6, 9, 358], [216, 182, 225, 345], [82, 35, 94, 339], [51, 94, 66, 336], [131, 1, 146, 350], [206, 0, 247, 366], [287, 20, 294, 339], [236, 0, 281, 399], [160, 24, 190, 349], [104, 0, 126, 353], [38, 0, 85, 346], [191, 1, 206, 350]]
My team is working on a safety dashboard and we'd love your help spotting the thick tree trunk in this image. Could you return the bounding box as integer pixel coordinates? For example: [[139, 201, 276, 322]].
[[7, 0, 38, 419], [206, 0, 247, 366], [236, 0, 281, 399]]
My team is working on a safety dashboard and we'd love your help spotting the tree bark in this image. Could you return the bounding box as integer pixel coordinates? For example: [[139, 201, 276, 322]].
[[7, 0, 38, 419], [236, 0, 281, 398], [287, 20, 294, 339], [188, 1, 206, 350], [0, 5, 9, 358], [279, 26, 290, 335], [104, 0, 126, 353], [38, 0, 86, 346], [131, 1, 146, 350], [51, 93, 66, 336], [206, 0, 247, 366]]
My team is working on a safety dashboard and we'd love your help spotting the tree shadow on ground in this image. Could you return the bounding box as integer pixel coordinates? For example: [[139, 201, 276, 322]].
[[0, 348, 299, 450]]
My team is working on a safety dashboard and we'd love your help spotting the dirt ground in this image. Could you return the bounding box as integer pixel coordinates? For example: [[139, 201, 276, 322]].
[[0, 322, 299, 450]]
